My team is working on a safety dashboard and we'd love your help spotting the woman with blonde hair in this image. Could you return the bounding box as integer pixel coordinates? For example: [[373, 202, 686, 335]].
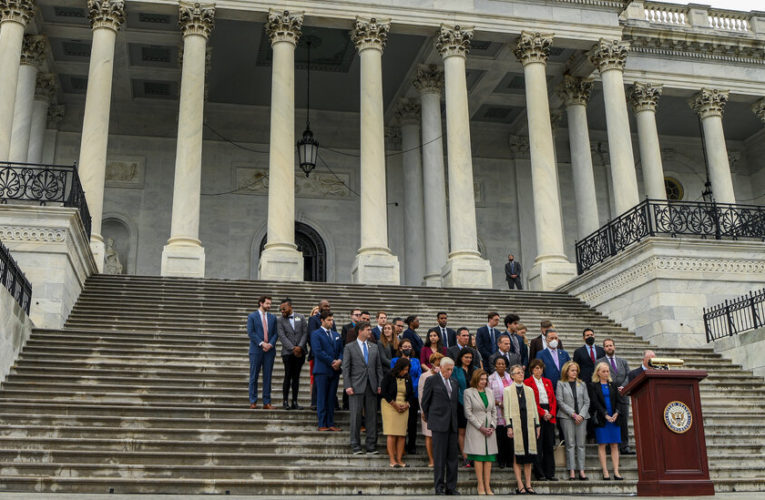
[[589, 361, 625, 480], [464, 369, 498, 495], [503, 364, 540, 494], [418, 351, 444, 467], [556, 360, 590, 480]]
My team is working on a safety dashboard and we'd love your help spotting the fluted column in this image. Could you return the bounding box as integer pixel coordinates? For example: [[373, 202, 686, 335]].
[[350, 17, 400, 285], [560, 74, 599, 239], [413, 64, 448, 286], [690, 89, 735, 204], [78, 0, 125, 271], [257, 9, 304, 281], [589, 39, 639, 215], [0, 0, 35, 161], [395, 98, 426, 285], [161, 1, 215, 278], [629, 82, 665, 200], [42, 103, 63, 164], [9, 34, 45, 162], [436, 24, 492, 288], [514, 32, 575, 290], [27, 72, 55, 163]]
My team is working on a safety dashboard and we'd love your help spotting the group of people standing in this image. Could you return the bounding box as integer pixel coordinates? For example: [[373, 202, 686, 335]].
[[246, 296, 655, 495]]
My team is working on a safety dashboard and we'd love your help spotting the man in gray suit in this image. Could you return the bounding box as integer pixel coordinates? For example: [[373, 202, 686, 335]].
[[422, 357, 460, 495], [277, 298, 308, 410], [342, 321, 383, 455], [597, 338, 634, 454]]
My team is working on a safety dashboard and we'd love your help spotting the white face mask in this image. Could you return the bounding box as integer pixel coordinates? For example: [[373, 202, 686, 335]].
[[548, 339, 559, 349]]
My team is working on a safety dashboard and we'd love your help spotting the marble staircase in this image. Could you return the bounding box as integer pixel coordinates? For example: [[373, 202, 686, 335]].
[[0, 274, 763, 494]]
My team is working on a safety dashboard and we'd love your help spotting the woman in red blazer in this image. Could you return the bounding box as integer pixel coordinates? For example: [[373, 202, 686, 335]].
[[524, 358, 558, 481]]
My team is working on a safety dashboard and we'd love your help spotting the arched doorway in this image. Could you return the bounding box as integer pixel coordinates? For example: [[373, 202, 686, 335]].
[[259, 222, 327, 282]]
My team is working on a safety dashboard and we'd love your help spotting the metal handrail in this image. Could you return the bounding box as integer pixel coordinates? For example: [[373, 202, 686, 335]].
[[0, 239, 32, 315], [704, 289, 765, 342]]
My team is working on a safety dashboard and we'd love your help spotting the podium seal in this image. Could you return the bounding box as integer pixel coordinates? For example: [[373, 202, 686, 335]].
[[664, 401, 692, 434]]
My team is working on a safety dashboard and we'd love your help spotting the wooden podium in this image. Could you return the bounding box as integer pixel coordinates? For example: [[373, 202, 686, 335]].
[[622, 369, 715, 496]]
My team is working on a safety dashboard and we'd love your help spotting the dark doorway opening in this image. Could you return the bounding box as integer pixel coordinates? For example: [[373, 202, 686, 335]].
[[259, 222, 327, 282]]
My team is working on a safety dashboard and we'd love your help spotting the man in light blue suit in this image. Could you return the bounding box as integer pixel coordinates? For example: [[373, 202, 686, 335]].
[[247, 295, 278, 409], [311, 309, 344, 431], [536, 329, 570, 390]]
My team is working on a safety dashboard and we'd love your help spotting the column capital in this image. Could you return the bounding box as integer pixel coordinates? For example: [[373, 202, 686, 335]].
[[88, 0, 125, 31], [47, 103, 64, 128], [436, 24, 473, 59], [394, 98, 420, 126], [588, 39, 629, 73], [753, 98, 765, 124], [34, 72, 56, 101], [179, 1, 215, 39], [20, 34, 46, 67], [513, 31, 554, 66], [413, 64, 443, 95], [629, 82, 663, 113], [689, 88, 729, 119], [265, 9, 302, 46], [0, 0, 35, 26], [384, 126, 401, 150], [558, 74, 593, 106], [351, 16, 390, 53]]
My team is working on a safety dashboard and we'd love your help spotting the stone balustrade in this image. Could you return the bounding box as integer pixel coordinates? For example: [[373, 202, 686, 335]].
[[631, 1, 763, 35]]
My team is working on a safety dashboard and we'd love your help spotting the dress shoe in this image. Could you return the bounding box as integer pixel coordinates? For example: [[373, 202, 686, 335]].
[[546, 477, 558, 481], [435, 490, 446, 496], [263, 403, 273, 410], [352, 449, 364, 455], [366, 450, 380, 455], [249, 403, 257, 409], [318, 427, 330, 431], [283, 401, 291, 410], [291, 402, 303, 410], [614, 475, 624, 481], [329, 426, 342, 431], [445, 489, 460, 495]]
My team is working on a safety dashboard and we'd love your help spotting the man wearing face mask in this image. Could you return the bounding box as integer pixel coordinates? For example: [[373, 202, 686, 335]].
[[573, 328, 605, 388], [535, 329, 570, 391]]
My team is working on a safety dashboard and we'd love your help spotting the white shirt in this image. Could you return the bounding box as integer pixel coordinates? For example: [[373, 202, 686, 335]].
[[533, 376, 548, 404], [356, 338, 367, 353], [288, 315, 295, 329], [542, 336, 548, 349]]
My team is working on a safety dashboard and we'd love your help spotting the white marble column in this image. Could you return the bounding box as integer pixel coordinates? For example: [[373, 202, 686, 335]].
[[690, 88, 735, 204], [161, 2, 215, 278], [436, 24, 492, 288], [629, 82, 665, 200], [589, 39, 639, 215], [0, 0, 34, 161], [27, 73, 55, 164], [9, 34, 45, 162], [42, 104, 63, 164], [514, 32, 575, 291], [395, 98, 426, 286], [256, 10, 305, 281], [559, 74, 599, 239], [413, 64, 449, 287], [78, 0, 125, 272], [350, 17, 400, 285]]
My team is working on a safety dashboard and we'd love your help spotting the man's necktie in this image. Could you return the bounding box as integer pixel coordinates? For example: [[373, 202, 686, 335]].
[[590, 346, 596, 363], [553, 351, 559, 370], [445, 378, 452, 398], [490, 328, 495, 346], [610, 357, 617, 373], [362, 342, 369, 364], [262, 313, 269, 344], [442, 328, 448, 347]]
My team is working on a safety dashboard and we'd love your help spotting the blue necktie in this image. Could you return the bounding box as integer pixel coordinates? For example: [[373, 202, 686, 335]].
[[362, 342, 369, 364]]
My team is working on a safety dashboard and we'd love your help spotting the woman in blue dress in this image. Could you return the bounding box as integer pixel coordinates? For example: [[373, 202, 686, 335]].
[[589, 362, 625, 480]]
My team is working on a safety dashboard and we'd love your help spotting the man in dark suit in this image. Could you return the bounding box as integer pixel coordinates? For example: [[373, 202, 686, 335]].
[[573, 328, 606, 386], [277, 298, 308, 410], [341, 308, 361, 344], [503, 313, 528, 370], [488, 334, 520, 374], [476, 312, 501, 364], [342, 321, 383, 454], [627, 349, 656, 382], [428, 311, 457, 349], [597, 338, 634, 454], [402, 315, 424, 359], [371, 310, 387, 342], [422, 356, 459, 495], [529, 320, 564, 363], [505, 254, 522, 290], [535, 329, 570, 390], [246, 295, 278, 409], [308, 299, 334, 411], [311, 310, 343, 431], [447, 327, 481, 369]]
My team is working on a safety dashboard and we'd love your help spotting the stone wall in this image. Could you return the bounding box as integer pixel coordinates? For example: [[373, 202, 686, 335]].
[[0, 280, 34, 384], [712, 326, 765, 380]]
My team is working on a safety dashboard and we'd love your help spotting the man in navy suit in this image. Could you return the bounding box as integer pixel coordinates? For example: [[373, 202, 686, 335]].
[[504, 313, 528, 371], [476, 312, 501, 364], [573, 328, 606, 386], [311, 310, 344, 431], [371, 310, 387, 342], [428, 311, 456, 349], [247, 295, 278, 409], [308, 300, 335, 410], [536, 329, 570, 390]]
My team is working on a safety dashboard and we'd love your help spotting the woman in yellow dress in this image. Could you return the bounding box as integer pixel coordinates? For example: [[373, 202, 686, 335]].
[[381, 358, 413, 467]]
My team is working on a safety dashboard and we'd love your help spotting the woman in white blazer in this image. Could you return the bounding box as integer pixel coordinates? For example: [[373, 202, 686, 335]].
[[464, 369, 498, 495], [556, 360, 591, 480]]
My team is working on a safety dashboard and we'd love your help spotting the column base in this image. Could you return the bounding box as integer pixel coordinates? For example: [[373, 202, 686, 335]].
[[422, 273, 442, 287], [258, 245, 304, 282], [528, 257, 577, 291], [161, 242, 206, 278], [352, 249, 400, 285], [441, 253, 493, 289], [90, 236, 105, 273]]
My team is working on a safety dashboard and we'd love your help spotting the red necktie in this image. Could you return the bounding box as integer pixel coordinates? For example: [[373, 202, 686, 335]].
[[262, 312, 269, 344], [590, 347, 595, 363]]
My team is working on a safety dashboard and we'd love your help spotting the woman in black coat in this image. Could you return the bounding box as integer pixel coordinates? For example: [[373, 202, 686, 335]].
[[588, 362, 626, 480]]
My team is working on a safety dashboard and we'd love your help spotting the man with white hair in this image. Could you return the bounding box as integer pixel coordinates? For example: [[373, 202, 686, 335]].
[[627, 350, 656, 382], [422, 356, 460, 495]]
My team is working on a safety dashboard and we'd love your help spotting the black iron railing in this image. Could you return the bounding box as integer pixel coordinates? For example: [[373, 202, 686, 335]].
[[575, 199, 765, 274], [0, 161, 92, 238], [704, 289, 765, 342], [0, 239, 32, 315]]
